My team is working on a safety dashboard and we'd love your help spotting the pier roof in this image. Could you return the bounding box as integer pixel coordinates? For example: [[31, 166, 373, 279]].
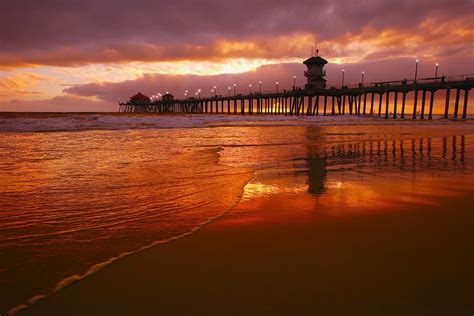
[[303, 56, 328, 65], [131, 92, 150, 101]]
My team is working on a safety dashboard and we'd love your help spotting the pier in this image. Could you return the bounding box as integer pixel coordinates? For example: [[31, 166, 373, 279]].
[[119, 55, 474, 120]]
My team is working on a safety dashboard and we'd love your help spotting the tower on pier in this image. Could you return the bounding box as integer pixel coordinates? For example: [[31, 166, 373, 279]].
[[303, 51, 328, 90]]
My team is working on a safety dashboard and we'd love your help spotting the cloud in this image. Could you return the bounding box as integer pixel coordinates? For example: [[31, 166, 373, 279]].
[[0, 95, 112, 112], [0, 72, 47, 90], [64, 55, 474, 103], [0, 72, 54, 101], [0, 0, 472, 67]]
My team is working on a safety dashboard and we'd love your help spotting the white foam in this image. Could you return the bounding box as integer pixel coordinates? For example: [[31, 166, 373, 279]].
[[1, 113, 472, 133], [6, 162, 255, 316]]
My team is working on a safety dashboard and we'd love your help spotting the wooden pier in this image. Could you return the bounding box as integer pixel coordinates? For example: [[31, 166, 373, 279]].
[[119, 56, 474, 120]]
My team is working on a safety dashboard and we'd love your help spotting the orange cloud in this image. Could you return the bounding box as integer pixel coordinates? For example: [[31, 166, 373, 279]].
[[0, 73, 46, 89], [0, 73, 53, 101]]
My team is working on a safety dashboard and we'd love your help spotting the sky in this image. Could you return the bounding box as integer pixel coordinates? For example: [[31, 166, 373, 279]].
[[0, 0, 473, 112]]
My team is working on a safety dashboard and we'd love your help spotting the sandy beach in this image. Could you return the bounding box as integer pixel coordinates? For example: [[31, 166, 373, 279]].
[[20, 189, 474, 316]]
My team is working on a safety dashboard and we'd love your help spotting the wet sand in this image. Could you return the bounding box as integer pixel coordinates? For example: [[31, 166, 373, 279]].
[[21, 190, 474, 316]]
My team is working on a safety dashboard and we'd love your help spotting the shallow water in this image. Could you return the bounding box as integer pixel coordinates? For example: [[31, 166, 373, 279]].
[[1, 113, 474, 314]]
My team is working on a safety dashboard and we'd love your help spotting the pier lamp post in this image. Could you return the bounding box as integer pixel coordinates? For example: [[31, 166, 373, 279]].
[[293, 75, 296, 90], [211, 89, 214, 97], [233, 83, 237, 96], [228, 86, 231, 96], [213, 86, 217, 96], [185, 90, 188, 98], [276, 81, 279, 93], [249, 84, 252, 94], [414, 59, 419, 83], [259, 81, 262, 94], [341, 69, 345, 87], [361, 71, 365, 86], [435, 63, 439, 82], [198, 89, 201, 98], [195, 92, 198, 98]]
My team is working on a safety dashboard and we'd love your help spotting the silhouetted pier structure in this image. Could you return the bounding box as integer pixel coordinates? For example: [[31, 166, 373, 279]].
[[119, 55, 474, 120]]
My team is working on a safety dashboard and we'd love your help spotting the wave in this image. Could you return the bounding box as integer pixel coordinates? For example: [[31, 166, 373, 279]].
[[7, 197, 251, 315], [1, 113, 472, 133], [6, 147, 254, 316]]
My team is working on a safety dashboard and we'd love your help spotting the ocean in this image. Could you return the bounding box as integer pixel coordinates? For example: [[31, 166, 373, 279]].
[[1, 113, 474, 315]]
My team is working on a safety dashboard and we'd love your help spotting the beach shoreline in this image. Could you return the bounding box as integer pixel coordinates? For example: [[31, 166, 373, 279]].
[[1, 118, 473, 316], [19, 191, 474, 316]]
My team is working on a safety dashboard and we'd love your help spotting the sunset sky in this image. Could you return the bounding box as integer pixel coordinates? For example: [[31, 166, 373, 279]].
[[0, 0, 473, 112]]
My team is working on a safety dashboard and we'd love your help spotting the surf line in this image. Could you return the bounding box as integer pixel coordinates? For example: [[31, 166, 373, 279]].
[[7, 147, 255, 316]]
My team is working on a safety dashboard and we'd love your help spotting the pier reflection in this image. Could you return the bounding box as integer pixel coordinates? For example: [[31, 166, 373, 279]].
[[303, 133, 467, 197], [306, 155, 328, 195], [242, 126, 471, 202]]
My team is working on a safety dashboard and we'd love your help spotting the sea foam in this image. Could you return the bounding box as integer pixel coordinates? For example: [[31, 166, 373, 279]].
[[0, 113, 466, 133]]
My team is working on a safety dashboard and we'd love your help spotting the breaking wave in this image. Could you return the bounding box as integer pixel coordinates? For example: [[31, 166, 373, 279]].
[[0, 113, 467, 133]]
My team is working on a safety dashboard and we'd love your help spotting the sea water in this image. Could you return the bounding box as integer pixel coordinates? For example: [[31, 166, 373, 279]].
[[1, 113, 473, 314]]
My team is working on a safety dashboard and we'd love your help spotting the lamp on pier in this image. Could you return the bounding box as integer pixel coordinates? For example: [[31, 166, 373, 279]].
[[293, 75, 296, 90], [276, 81, 279, 93], [435, 63, 439, 82], [249, 84, 252, 94], [341, 69, 345, 87], [414, 59, 419, 83], [228, 86, 231, 96], [233, 83, 237, 96], [213, 86, 217, 96], [361, 71, 365, 86], [259, 81, 262, 94]]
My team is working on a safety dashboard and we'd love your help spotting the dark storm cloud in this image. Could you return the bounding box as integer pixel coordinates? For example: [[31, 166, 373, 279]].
[[0, 0, 472, 66]]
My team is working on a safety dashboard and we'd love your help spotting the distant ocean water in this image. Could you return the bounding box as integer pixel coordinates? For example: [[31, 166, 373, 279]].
[[1, 113, 474, 314], [1, 112, 471, 133]]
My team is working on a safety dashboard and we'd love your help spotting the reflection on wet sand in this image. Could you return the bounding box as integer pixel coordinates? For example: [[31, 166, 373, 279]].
[[243, 127, 471, 213], [305, 133, 467, 193]]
